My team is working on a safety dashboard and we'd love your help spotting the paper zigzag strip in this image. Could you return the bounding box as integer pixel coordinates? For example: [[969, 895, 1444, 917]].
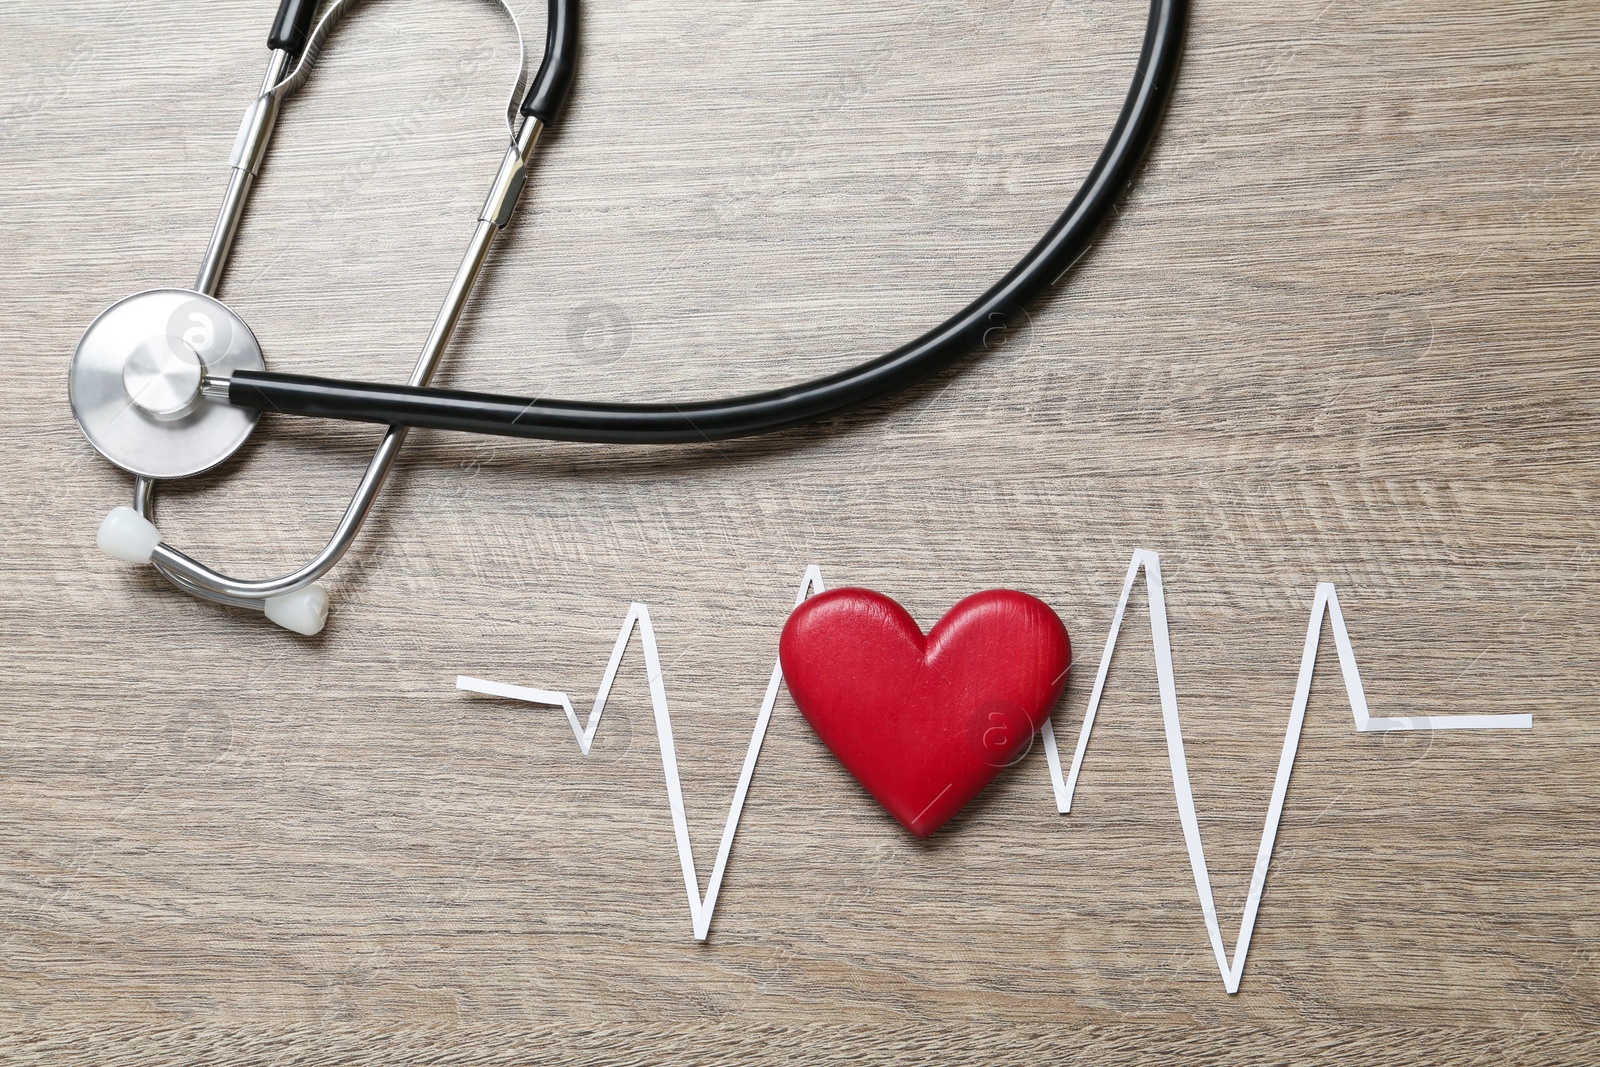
[[459, 566, 826, 941], [456, 551, 1529, 991]]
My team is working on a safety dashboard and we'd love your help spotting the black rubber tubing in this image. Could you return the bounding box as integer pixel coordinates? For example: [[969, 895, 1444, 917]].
[[521, 0, 579, 123], [268, 0, 320, 59], [233, 0, 1187, 445]]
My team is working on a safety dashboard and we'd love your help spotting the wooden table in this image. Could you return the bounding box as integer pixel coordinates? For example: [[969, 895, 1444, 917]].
[[2, 0, 1595, 1062]]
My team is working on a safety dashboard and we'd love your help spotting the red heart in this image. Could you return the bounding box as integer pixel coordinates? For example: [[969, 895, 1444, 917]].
[[779, 588, 1070, 838]]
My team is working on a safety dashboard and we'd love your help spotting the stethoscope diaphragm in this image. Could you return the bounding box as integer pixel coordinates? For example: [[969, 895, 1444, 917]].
[[69, 289, 264, 479]]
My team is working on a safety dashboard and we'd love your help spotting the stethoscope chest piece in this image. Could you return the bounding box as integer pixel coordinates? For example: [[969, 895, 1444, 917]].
[[69, 289, 265, 479]]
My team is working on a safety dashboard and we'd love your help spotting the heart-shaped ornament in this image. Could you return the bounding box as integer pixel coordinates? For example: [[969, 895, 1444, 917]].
[[779, 588, 1070, 837]]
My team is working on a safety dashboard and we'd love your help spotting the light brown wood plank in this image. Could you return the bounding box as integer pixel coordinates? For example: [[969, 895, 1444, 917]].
[[1, 0, 1596, 1061]]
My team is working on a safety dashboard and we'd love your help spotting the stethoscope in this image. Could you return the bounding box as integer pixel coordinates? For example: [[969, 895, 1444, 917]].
[[68, 0, 1186, 635]]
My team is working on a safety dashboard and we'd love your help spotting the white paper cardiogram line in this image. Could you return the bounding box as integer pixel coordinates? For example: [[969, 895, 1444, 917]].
[[1039, 549, 1532, 993], [457, 565, 826, 941]]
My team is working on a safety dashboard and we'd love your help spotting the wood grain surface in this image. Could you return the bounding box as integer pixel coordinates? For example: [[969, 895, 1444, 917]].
[[1, 0, 1596, 1062]]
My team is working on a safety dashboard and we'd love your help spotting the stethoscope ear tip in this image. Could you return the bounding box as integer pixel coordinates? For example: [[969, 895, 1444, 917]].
[[98, 506, 160, 564], [265, 585, 330, 636]]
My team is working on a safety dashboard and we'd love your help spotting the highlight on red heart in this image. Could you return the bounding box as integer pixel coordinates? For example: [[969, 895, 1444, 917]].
[[778, 587, 1071, 838]]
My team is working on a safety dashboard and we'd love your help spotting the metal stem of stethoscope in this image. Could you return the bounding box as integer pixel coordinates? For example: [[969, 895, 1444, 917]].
[[195, 49, 291, 299], [73, 0, 574, 632], [142, 112, 544, 613]]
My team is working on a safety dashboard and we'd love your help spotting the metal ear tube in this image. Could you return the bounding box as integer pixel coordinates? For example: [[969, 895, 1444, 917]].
[[71, 0, 578, 634]]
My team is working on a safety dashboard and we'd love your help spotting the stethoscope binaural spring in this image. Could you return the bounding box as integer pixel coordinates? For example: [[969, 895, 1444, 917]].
[[68, 0, 1187, 635]]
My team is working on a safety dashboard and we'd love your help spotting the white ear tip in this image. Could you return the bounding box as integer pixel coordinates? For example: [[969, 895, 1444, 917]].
[[264, 585, 330, 636], [97, 506, 162, 564]]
